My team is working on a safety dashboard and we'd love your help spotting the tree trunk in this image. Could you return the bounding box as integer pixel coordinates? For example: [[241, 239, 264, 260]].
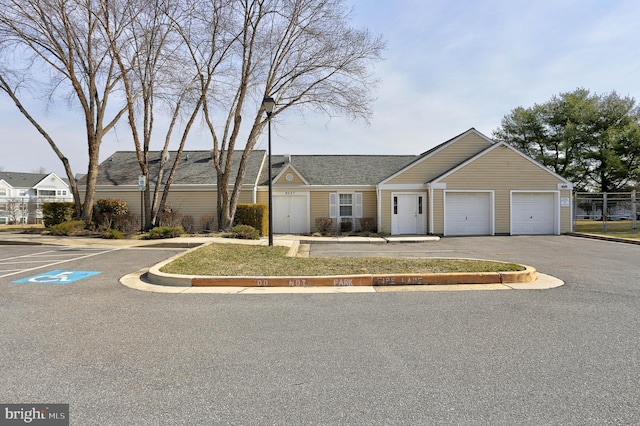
[[81, 138, 101, 223]]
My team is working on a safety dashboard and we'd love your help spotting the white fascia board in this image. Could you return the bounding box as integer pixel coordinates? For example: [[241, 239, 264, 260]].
[[378, 183, 427, 190], [34, 173, 69, 189], [256, 185, 376, 192], [427, 183, 447, 189], [254, 151, 268, 187], [94, 184, 219, 192]]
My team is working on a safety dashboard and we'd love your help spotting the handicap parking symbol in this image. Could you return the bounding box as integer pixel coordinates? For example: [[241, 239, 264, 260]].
[[13, 270, 101, 284]]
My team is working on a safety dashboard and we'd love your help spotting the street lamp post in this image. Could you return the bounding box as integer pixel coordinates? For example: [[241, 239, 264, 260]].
[[262, 97, 276, 246]]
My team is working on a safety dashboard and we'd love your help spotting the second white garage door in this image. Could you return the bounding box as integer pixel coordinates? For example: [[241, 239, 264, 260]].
[[511, 192, 557, 235], [444, 192, 492, 236]]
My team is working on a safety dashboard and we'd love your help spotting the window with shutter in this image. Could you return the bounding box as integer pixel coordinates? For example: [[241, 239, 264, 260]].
[[329, 193, 337, 218], [354, 193, 363, 218]]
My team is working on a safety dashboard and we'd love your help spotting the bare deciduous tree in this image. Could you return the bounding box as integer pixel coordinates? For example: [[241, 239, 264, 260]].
[[193, 0, 385, 230], [0, 0, 383, 232], [0, 0, 128, 222], [103, 0, 236, 229]]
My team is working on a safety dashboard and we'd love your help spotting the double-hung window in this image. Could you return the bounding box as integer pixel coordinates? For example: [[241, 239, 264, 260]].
[[339, 194, 353, 217]]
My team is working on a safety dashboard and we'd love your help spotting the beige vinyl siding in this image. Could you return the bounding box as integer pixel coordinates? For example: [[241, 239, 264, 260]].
[[275, 170, 305, 185], [256, 191, 268, 205], [559, 189, 572, 232], [431, 191, 445, 234], [380, 190, 392, 233], [89, 191, 142, 213], [310, 191, 331, 232], [387, 133, 492, 184], [236, 190, 255, 204], [90, 187, 255, 231], [432, 145, 572, 234], [360, 190, 378, 229], [308, 189, 377, 232]]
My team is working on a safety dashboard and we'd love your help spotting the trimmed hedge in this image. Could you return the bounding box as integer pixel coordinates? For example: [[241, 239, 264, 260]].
[[146, 226, 184, 239], [96, 198, 129, 215], [49, 220, 86, 236], [232, 224, 260, 240], [94, 198, 129, 231], [103, 228, 124, 239], [234, 204, 268, 236]]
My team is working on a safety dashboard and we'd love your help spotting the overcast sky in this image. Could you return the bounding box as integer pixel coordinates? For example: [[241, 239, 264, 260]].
[[2, 0, 640, 178]]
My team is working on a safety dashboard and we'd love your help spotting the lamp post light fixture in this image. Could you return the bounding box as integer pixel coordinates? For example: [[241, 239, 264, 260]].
[[262, 96, 276, 246]]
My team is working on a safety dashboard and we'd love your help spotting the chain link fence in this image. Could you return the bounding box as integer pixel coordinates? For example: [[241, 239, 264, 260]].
[[574, 191, 638, 233]]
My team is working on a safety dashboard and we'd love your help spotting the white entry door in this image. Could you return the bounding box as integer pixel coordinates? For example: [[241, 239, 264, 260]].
[[274, 194, 309, 234], [392, 194, 426, 235], [511, 192, 557, 235], [444, 192, 492, 236]]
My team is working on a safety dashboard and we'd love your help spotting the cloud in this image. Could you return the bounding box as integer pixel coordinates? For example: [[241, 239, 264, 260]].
[[3, 0, 640, 175]]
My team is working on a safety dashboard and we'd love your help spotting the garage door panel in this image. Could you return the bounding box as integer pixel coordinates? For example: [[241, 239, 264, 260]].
[[445, 192, 492, 236], [511, 192, 556, 235]]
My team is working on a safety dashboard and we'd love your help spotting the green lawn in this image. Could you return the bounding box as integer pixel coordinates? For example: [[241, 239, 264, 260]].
[[161, 243, 524, 276], [574, 219, 639, 238]]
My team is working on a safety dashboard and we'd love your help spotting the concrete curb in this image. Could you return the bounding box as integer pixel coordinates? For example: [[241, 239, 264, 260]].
[[152, 267, 538, 288], [567, 232, 640, 245], [120, 270, 563, 294], [147, 242, 539, 288]]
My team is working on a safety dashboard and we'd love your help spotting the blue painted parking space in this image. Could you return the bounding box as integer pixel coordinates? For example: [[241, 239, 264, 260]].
[[13, 270, 101, 284]]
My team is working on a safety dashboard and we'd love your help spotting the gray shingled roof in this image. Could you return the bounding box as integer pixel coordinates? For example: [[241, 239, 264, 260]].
[[0, 172, 51, 188], [264, 155, 418, 186], [91, 150, 266, 186]]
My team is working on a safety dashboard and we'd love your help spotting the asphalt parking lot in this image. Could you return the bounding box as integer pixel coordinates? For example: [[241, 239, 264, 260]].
[[1, 235, 639, 425]]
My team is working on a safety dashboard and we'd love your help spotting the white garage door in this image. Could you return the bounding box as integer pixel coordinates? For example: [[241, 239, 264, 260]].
[[445, 192, 492, 236], [511, 192, 557, 235], [274, 195, 308, 234]]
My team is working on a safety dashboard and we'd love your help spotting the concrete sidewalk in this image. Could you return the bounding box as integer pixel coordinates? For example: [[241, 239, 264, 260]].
[[0, 231, 439, 248]]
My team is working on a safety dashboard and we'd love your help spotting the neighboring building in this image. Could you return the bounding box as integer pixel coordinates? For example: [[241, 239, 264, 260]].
[[0, 172, 73, 224], [84, 128, 574, 235]]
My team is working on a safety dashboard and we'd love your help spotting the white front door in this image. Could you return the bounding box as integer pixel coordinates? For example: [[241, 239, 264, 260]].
[[274, 194, 309, 234], [511, 192, 557, 235], [392, 194, 426, 235], [444, 192, 492, 236]]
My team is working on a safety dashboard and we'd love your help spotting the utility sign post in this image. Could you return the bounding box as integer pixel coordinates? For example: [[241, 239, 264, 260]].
[[138, 175, 146, 233]]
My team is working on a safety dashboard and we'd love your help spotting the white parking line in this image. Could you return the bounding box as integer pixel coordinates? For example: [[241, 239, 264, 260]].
[[0, 250, 60, 261], [0, 248, 122, 278]]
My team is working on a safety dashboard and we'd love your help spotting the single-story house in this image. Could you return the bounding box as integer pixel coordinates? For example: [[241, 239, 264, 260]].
[[0, 172, 73, 224], [84, 128, 574, 235]]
